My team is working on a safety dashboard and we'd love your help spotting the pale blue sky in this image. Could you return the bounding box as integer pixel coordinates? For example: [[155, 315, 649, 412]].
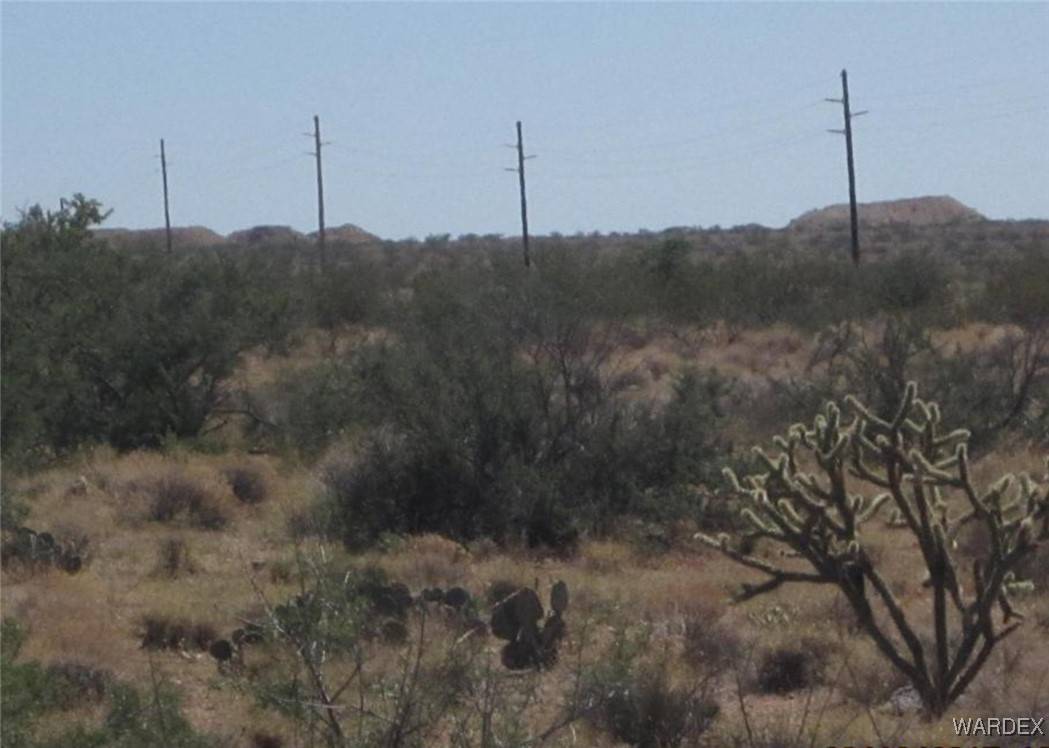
[[2, 2, 1047, 239]]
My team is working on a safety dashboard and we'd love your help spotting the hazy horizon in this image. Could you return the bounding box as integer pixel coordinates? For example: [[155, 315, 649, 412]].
[[3, 3, 1047, 239]]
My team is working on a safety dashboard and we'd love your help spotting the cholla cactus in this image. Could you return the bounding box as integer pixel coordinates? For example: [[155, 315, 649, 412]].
[[696, 382, 1048, 716]]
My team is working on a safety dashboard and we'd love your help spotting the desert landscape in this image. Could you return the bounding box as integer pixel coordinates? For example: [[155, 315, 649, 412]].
[[2, 192, 1048, 747]]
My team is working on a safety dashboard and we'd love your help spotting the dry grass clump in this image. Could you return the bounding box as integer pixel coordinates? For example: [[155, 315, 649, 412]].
[[144, 473, 229, 530], [682, 604, 742, 676], [584, 663, 719, 747], [377, 533, 472, 587], [223, 463, 268, 505], [151, 536, 197, 579], [578, 538, 635, 574], [45, 661, 114, 707], [838, 643, 909, 708]]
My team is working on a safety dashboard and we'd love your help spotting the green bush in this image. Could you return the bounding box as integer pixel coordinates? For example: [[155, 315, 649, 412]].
[[1, 618, 213, 747], [981, 246, 1049, 327], [1, 196, 296, 463], [315, 261, 730, 549]]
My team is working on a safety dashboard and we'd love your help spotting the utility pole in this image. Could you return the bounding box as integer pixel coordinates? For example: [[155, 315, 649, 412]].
[[160, 138, 172, 254], [312, 114, 326, 269], [826, 69, 867, 265], [505, 120, 536, 268]]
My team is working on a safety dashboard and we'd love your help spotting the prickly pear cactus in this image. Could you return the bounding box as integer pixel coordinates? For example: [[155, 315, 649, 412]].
[[490, 581, 569, 670]]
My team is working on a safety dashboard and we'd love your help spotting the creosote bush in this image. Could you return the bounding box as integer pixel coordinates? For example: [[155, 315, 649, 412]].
[[2, 196, 298, 465], [315, 259, 730, 549]]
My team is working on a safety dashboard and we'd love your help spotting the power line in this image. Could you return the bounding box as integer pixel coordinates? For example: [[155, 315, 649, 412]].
[[538, 131, 823, 181]]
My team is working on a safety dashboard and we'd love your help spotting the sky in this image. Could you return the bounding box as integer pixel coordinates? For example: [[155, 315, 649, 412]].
[[2, 2, 1047, 240]]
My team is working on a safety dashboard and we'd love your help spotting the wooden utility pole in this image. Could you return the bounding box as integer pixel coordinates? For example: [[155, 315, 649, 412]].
[[516, 121, 530, 268], [826, 69, 867, 265], [505, 121, 535, 268], [312, 114, 326, 268], [160, 138, 172, 254]]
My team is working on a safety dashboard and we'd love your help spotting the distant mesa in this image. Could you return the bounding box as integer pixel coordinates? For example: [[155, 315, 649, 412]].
[[310, 223, 379, 245], [226, 225, 305, 245], [93, 226, 227, 250], [789, 196, 986, 230], [93, 221, 381, 249]]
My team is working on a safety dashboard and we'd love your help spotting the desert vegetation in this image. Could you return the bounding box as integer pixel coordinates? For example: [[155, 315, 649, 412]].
[[2, 195, 1048, 746]]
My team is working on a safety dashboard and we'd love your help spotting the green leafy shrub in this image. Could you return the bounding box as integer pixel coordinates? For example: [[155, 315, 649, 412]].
[[1, 196, 296, 463], [315, 260, 731, 549], [1, 618, 213, 747]]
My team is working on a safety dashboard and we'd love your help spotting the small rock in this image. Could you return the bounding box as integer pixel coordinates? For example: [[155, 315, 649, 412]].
[[885, 685, 923, 715]]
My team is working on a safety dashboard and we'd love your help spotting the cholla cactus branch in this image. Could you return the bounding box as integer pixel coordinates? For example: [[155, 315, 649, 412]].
[[703, 382, 1048, 717]]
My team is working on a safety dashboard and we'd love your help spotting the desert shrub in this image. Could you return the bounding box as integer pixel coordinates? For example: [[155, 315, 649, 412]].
[[1, 618, 57, 746], [579, 626, 700, 745], [868, 251, 949, 314], [308, 255, 386, 338], [1, 195, 296, 463], [755, 642, 826, 695], [770, 313, 1048, 449], [140, 614, 216, 652], [585, 662, 718, 748], [93, 681, 216, 748], [314, 260, 731, 549], [223, 464, 267, 504], [980, 246, 1049, 328], [0, 487, 29, 529], [251, 733, 285, 748], [44, 662, 113, 708], [146, 474, 227, 530], [2, 618, 213, 747], [271, 360, 364, 457], [682, 608, 743, 676]]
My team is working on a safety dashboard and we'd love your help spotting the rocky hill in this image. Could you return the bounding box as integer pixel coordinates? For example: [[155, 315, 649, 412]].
[[93, 222, 379, 249], [92, 226, 227, 250], [226, 225, 306, 245], [789, 196, 985, 230], [309, 223, 379, 244]]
